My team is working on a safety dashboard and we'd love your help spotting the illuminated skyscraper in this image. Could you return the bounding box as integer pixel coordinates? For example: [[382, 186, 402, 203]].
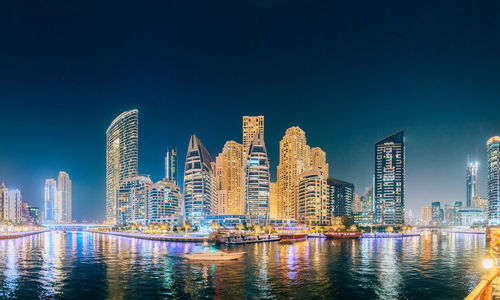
[[244, 131, 270, 224], [183, 135, 216, 226], [466, 155, 478, 208], [4, 189, 21, 223], [0, 181, 6, 221], [487, 136, 500, 220], [296, 169, 329, 225], [57, 171, 72, 223], [116, 176, 152, 225], [310, 147, 329, 178], [374, 130, 405, 224], [269, 181, 278, 219], [106, 109, 139, 224], [327, 178, 354, 217], [165, 146, 178, 184], [148, 179, 182, 223], [215, 141, 244, 215], [421, 206, 432, 225], [242, 116, 264, 157], [277, 126, 311, 219], [44, 179, 57, 223]]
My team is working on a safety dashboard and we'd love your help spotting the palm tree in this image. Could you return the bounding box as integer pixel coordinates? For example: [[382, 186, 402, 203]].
[[386, 226, 394, 234], [236, 223, 245, 234], [182, 221, 192, 235], [264, 225, 274, 234], [210, 221, 221, 231], [159, 222, 170, 233], [253, 224, 262, 234], [349, 225, 358, 231]]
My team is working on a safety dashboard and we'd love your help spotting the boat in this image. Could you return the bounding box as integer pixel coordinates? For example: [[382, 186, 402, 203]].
[[184, 250, 246, 261], [279, 233, 308, 242], [323, 231, 362, 239]]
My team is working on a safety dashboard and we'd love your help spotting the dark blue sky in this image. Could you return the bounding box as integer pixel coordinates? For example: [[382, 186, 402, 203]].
[[1, 1, 500, 221]]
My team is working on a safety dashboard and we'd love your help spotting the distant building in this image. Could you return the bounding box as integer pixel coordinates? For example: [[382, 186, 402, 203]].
[[183, 135, 216, 226], [0, 181, 7, 221], [310, 147, 329, 179], [457, 207, 485, 226], [106, 109, 139, 224], [44, 179, 57, 223], [472, 196, 488, 212], [327, 178, 354, 217], [295, 169, 329, 226], [444, 205, 456, 225], [374, 131, 405, 224], [466, 156, 479, 208], [148, 179, 182, 224], [269, 181, 279, 219], [29, 206, 42, 224], [421, 206, 432, 225], [431, 201, 442, 225], [4, 189, 22, 223], [242, 116, 264, 157], [488, 136, 500, 221], [206, 215, 246, 228], [216, 141, 244, 215], [57, 171, 72, 223], [165, 146, 178, 185], [244, 131, 270, 224], [117, 176, 153, 225]]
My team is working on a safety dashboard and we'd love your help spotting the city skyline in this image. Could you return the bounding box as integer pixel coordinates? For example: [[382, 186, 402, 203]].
[[2, 1, 500, 221]]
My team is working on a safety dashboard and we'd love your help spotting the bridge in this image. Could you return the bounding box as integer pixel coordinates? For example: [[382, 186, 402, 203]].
[[42, 223, 113, 231]]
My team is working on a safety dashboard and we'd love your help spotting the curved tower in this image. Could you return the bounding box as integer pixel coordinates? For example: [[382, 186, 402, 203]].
[[106, 109, 139, 224]]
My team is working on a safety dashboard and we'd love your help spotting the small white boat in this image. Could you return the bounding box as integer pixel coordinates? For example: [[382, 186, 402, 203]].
[[184, 250, 245, 261]]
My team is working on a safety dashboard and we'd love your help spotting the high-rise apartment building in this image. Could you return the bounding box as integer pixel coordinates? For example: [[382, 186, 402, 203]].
[[106, 109, 139, 224], [421, 206, 432, 225], [242, 116, 264, 157], [44, 179, 57, 223], [310, 147, 329, 179], [244, 131, 270, 224], [296, 169, 329, 225], [277, 126, 311, 219], [374, 130, 405, 224], [269, 181, 279, 219], [165, 146, 178, 184], [466, 156, 478, 208], [431, 201, 442, 225], [216, 141, 244, 215], [0, 181, 6, 221], [472, 196, 488, 212], [116, 176, 152, 225], [148, 179, 182, 223], [57, 171, 72, 223], [183, 135, 216, 226], [488, 136, 500, 221], [4, 189, 22, 223], [327, 178, 354, 217]]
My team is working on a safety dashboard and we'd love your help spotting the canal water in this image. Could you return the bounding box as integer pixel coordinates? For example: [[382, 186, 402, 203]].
[[0, 231, 486, 299]]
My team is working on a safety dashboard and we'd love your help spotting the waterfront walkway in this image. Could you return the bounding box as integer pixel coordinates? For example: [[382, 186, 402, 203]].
[[94, 231, 210, 242], [0, 230, 48, 240]]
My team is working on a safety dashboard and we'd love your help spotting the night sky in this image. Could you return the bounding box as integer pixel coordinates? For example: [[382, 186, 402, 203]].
[[1, 1, 500, 221]]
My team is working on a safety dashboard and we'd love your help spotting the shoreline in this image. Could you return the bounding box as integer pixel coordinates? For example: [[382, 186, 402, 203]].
[[93, 231, 211, 242], [0, 230, 48, 240]]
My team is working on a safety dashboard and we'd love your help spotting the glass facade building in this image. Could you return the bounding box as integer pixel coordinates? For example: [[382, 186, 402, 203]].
[[374, 130, 405, 224], [327, 178, 354, 217], [165, 146, 178, 184], [466, 156, 478, 208], [106, 109, 139, 224], [183, 135, 216, 226], [57, 171, 72, 223], [148, 179, 182, 223], [244, 131, 270, 225], [296, 169, 329, 225], [488, 136, 500, 221], [44, 179, 57, 223], [116, 176, 152, 225]]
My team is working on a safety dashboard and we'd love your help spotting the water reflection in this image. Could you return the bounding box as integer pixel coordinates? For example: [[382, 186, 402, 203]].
[[0, 232, 488, 299]]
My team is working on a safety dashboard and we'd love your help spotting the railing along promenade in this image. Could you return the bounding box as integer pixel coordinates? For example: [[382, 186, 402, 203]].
[[466, 227, 500, 300], [0, 230, 48, 240]]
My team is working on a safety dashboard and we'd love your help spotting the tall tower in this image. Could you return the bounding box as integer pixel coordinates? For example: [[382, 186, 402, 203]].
[[296, 169, 329, 225], [106, 109, 139, 224], [277, 126, 311, 219], [374, 130, 405, 224], [310, 147, 329, 178], [245, 131, 270, 224], [466, 155, 478, 208], [44, 179, 57, 223], [242, 116, 264, 157], [183, 135, 216, 226], [488, 136, 500, 220], [57, 171, 72, 223], [216, 141, 244, 215], [165, 146, 178, 184], [0, 181, 7, 221]]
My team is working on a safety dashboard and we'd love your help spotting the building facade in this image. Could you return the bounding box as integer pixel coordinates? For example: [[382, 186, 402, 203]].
[[4, 189, 22, 223], [242, 116, 264, 157], [57, 171, 72, 223], [216, 141, 244, 215], [374, 130, 405, 224], [106, 109, 139, 224], [0, 181, 6, 221], [421, 206, 432, 225], [183, 135, 216, 226], [327, 178, 354, 217], [44, 179, 57, 223], [466, 156, 478, 208], [116, 176, 153, 225], [295, 169, 329, 226], [488, 136, 500, 221], [165, 146, 178, 184], [148, 179, 182, 223], [244, 131, 270, 224], [269, 181, 278, 219]]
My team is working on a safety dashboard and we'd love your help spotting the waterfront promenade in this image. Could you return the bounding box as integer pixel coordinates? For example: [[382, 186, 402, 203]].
[[93, 231, 209, 242], [0, 230, 48, 240]]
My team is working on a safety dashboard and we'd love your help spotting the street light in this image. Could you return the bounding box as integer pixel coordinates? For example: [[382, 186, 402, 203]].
[[483, 252, 495, 270]]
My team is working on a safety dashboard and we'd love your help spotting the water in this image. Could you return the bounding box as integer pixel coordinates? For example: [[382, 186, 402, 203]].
[[0, 231, 486, 299]]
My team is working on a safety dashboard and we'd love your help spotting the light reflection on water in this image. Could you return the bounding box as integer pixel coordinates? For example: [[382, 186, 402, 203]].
[[0, 231, 487, 299]]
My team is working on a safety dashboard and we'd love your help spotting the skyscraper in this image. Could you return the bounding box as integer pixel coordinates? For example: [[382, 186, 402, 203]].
[[296, 169, 329, 225], [422, 206, 432, 225], [244, 131, 270, 224], [183, 135, 216, 226], [106, 109, 139, 224], [57, 171, 72, 223], [0, 181, 6, 221], [242, 116, 264, 157], [327, 178, 354, 217], [487, 136, 500, 221], [374, 130, 405, 225], [277, 126, 311, 219], [148, 179, 182, 223], [116, 176, 152, 225], [269, 181, 278, 219], [165, 146, 178, 184], [4, 189, 21, 223], [466, 156, 478, 208], [216, 141, 244, 215], [44, 179, 57, 223], [310, 147, 329, 178], [431, 201, 442, 225]]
